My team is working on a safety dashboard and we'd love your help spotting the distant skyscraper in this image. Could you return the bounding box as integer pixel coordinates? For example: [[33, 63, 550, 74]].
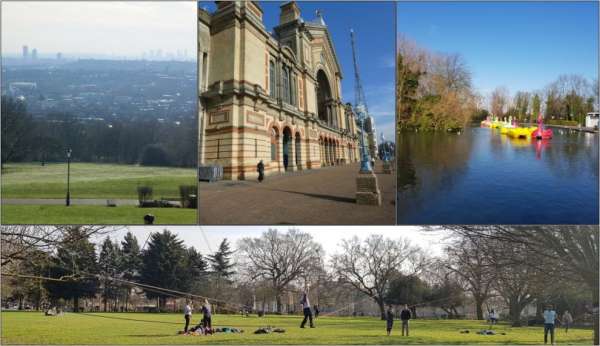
[[22, 45, 29, 59], [31, 48, 38, 59]]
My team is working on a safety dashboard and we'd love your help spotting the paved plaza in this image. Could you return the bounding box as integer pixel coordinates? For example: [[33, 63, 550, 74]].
[[199, 162, 396, 225]]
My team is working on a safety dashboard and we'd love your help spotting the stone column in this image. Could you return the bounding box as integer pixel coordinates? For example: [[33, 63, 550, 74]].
[[289, 136, 297, 171]]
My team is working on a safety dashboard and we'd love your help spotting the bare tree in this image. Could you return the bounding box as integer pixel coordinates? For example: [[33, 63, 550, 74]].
[[236, 228, 322, 314], [441, 225, 598, 343], [444, 236, 494, 320], [1, 225, 110, 266], [331, 234, 424, 320], [490, 87, 510, 118]]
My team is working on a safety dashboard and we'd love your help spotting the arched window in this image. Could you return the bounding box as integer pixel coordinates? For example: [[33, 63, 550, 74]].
[[269, 60, 277, 99], [270, 128, 278, 161], [282, 65, 290, 104], [290, 73, 297, 106]]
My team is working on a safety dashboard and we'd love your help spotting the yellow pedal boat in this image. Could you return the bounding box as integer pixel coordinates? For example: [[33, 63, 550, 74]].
[[507, 126, 537, 139]]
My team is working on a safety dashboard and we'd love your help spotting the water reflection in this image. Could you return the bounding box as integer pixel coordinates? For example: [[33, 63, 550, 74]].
[[396, 127, 599, 224]]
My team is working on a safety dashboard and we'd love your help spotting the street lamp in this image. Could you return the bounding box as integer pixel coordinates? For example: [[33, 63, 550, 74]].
[[66, 148, 72, 206], [354, 104, 372, 173]]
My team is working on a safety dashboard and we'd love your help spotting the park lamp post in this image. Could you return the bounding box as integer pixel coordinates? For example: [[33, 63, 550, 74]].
[[354, 104, 372, 173], [65, 148, 72, 207]]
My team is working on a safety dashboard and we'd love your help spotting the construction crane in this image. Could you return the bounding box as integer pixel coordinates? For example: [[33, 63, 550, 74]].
[[350, 29, 373, 173]]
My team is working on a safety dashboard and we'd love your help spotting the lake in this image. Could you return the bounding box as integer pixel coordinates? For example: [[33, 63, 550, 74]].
[[396, 127, 599, 224]]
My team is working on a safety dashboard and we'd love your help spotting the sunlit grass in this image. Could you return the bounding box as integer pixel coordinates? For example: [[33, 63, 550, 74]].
[[1, 312, 593, 344]]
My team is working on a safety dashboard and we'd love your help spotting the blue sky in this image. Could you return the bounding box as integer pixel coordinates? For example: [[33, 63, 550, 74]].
[[398, 1, 599, 97], [200, 1, 396, 141]]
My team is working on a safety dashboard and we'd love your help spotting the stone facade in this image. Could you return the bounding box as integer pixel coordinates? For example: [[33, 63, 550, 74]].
[[198, 1, 360, 180]]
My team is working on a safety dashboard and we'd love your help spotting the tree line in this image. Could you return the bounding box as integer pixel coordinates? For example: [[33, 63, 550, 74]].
[[488, 75, 598, 126], [2, 227, 234, 313], [2, 226, 597, 343], [1, 96, 197, 167], [396, 35, 599, 132], [396, 35, 479, 131]]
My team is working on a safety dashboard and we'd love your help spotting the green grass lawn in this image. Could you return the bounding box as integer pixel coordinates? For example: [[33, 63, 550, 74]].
[[1, 162, 196, 199], [1, 205, 196, 224], [0, 312, 593, 344]]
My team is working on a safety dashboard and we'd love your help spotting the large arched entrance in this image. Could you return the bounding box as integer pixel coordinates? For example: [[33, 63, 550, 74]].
[[282, 127, 292, 171], [316, 70, 332, 126], [295, 133, 301, 170]]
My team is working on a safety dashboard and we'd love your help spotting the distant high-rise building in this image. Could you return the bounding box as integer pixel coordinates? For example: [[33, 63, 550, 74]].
[[22, 45, 29, 59], [31, 48, 38, 59], [56, 52, 62, 60]]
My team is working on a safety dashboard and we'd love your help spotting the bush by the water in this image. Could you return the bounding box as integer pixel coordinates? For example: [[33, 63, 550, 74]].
[[547, 119, 580, 127]]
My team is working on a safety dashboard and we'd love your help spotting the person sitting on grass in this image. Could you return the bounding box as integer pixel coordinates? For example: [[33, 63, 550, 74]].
[[561, 310, 573, 334], [300, 292, 314, 328], [183, 300, 193, 333], [543, 304, 560, 345], [386, 305, 394, 336], [201, 299, 213, 334], [400, 304, 411, 336]]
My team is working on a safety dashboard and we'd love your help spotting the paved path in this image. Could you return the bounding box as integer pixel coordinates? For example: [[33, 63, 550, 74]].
[[1, 198, 139, 206], [199, 162, 396, 225]]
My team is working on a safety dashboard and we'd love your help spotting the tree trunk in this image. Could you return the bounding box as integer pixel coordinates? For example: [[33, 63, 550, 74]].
[[103, 297, 107, 312], [73, 296, 80, 313], [592, 291, 599, 346], [509, 299, 523, 327], [474, 296, 484, 320], [276, 293, 283, 314], [376, 298, 386, 320]]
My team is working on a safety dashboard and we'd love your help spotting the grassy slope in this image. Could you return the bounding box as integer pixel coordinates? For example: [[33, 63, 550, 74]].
[[0, 312, 593, 345], [1, 163, 196, 199], [1, 205, 196, 224]]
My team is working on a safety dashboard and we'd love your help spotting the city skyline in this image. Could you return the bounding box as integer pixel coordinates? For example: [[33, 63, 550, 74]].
[[1, 1, 196, 60]]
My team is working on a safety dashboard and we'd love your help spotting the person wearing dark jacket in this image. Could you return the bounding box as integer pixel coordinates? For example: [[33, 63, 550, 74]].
[[300, 293, 314, 328], [257, 160, 265, 182], [400, 304, 412, 336], [386, 305, 394, 336]]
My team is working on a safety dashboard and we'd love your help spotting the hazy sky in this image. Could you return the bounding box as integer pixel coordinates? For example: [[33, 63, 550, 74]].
[[1, 1, 196, 59], [98, 226, 449, 260]]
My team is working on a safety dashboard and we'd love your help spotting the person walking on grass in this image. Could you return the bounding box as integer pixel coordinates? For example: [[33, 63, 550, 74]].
[[314, 304, 320, 319], [544, 304, 560, 345], [201, 299, 212, 334], [300, 293, 314, 328], [183, 300, 193, 333], [257, 160, 265, 182], [488, 309, 498, 326], [400, 304, 412, 336], [562, 310, 573, 334], [386, 305, 394, 336]]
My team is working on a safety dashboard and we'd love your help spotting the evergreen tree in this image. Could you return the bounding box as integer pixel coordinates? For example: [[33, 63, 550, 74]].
[[120, 232, 141, 311], [43, 227, 99, 312], [98, 237, 120, 312], [140, 230, 190, 311], [208, 239, 235, 285]]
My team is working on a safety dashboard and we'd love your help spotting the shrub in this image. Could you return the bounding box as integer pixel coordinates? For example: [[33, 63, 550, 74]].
[[137, 186, 153, 203], [179, 185, 197, 209], [140, 144, 171, 166]]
